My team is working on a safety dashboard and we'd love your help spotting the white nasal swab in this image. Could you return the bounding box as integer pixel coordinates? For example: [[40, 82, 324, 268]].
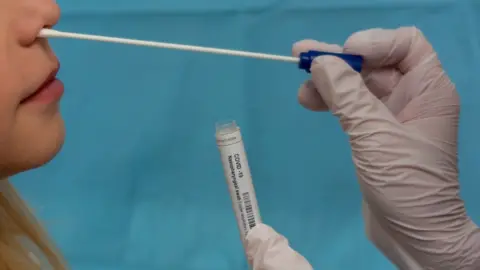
[[38, 29, 300, 64], [37, 29, 365, 73]]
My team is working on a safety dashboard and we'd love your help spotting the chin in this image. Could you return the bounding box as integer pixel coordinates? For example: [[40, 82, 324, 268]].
[[2, 117, 66, 177], [28, 124, 65, 170]]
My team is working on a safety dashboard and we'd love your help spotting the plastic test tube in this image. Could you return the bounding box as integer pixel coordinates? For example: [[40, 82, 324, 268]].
[[215, 121, 262, 247]]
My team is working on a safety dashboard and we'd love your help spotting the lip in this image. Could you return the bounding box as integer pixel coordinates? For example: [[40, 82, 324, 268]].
[[40, 67, 59, 89], [21, 63, 61, 104]]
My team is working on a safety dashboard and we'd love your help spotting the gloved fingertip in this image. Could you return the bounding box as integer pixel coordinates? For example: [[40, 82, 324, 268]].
[[245, 223, 277, 245], [292, 40, 343, 57], [310, 54, 367, 114], [245, 224, 288, 259], [311, 54, 352, 73], [298, 80, 328, 111], [246, 224, 314, 270], [292, 39, 316, 57], [345, 28, 409, 68], [343, 26, 435, 71]]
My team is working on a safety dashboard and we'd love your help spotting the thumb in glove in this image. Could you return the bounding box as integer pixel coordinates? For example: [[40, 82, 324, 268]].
[[245, 224, 313, 270], [309, 55, 401, 141]]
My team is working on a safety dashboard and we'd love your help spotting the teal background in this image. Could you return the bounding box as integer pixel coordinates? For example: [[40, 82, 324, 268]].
[[12, 0, 480, 269]]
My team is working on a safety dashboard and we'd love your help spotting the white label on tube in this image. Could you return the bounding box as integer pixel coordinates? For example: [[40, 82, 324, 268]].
[[216, 121, 261, 242]]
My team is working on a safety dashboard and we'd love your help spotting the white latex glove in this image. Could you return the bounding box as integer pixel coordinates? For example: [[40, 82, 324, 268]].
[[245, 224, 313, 270], [293, 27, 480, 269]]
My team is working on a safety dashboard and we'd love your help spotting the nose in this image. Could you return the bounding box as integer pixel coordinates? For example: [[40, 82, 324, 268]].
[[40, 0, 61, 28], [16, 0, 61, 45]]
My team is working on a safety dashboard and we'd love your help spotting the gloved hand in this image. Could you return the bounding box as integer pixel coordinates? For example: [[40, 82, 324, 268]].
[[293, 27, 480, 269], [245, 223, 313, 270]]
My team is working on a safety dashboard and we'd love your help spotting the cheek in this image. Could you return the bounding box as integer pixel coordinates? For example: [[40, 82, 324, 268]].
[[9, 5, 41, 46], [0, 63, 24, 146]]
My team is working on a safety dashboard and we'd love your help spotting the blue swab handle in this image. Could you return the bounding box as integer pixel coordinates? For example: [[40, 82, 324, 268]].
[[298, 50, 364, 73]]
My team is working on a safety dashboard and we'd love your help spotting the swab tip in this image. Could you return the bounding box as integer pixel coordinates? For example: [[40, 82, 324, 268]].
[[38, 28, 60, 38]]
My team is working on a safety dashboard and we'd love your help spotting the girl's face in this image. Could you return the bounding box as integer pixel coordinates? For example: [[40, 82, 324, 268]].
[[0, 0, 64, 177]]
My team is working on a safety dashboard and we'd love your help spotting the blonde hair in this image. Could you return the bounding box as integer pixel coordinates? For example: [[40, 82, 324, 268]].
[[0, 179, 67, 269]]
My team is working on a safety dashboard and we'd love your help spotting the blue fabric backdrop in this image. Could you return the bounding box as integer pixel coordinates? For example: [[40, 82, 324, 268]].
[[12, 0, 480, 269]]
